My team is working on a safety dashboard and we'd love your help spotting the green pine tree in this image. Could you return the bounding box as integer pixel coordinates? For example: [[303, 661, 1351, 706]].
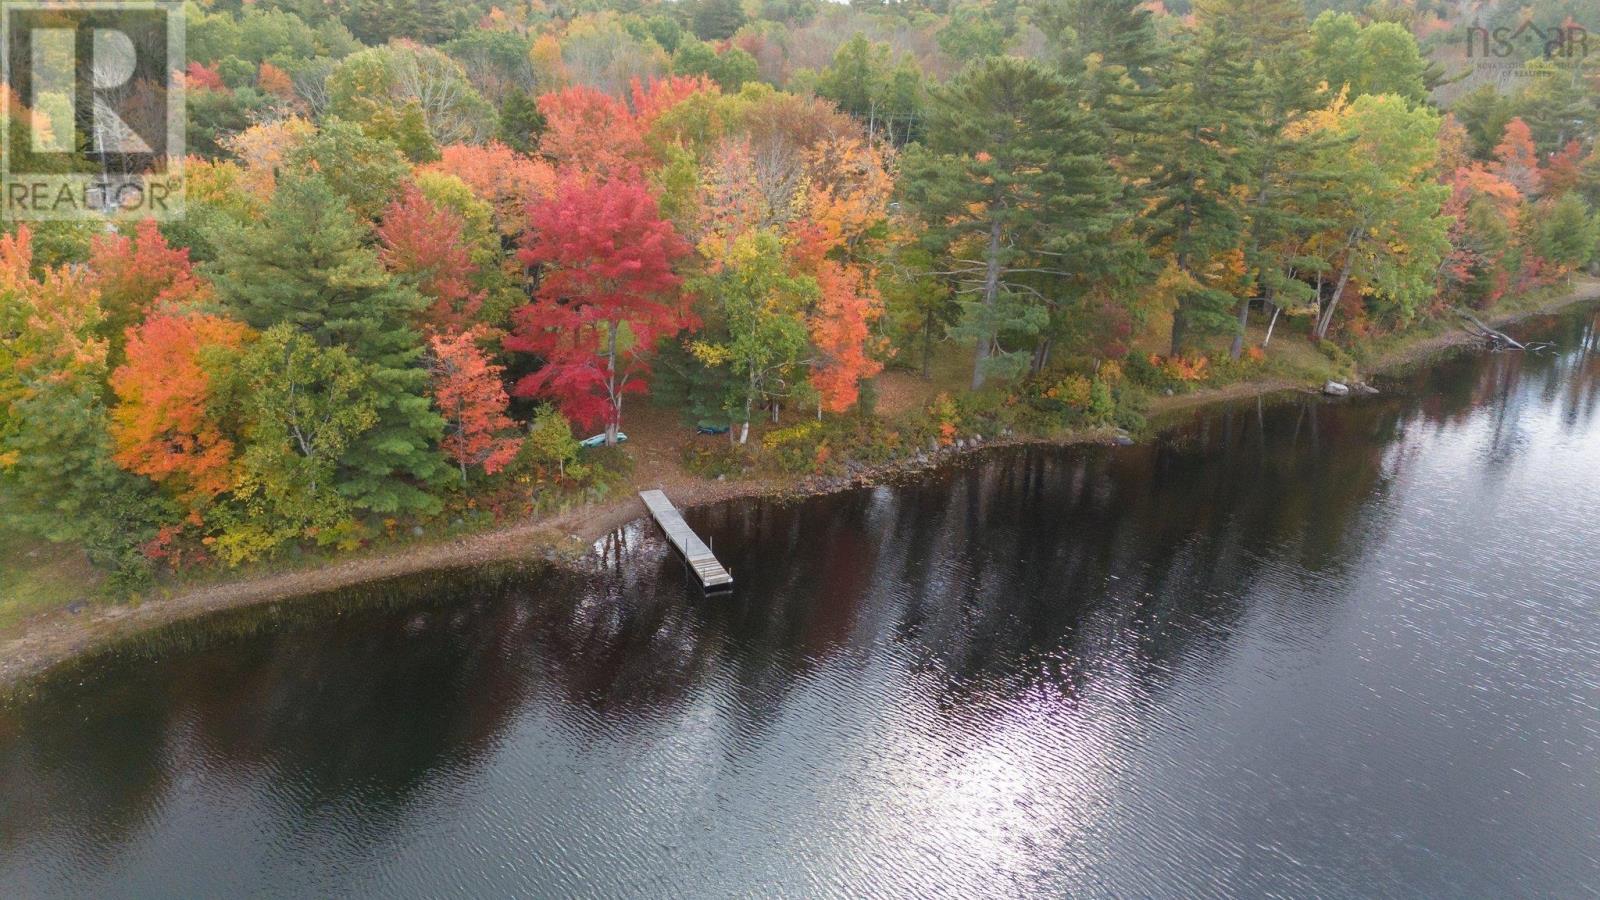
[[1202, 0, 1333, 359], [497, 89, 546, 154], [1138, 3, 1265, 356], [210, 171, 446, 516], [900, 57, 1122, 389]]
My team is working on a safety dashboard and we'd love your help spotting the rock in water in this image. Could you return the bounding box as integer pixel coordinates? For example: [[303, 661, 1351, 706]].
[[1323, 381, 1351, 397]]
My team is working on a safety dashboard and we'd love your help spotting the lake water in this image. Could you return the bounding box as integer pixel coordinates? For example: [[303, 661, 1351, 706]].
[[3, 307, 1599, 898]]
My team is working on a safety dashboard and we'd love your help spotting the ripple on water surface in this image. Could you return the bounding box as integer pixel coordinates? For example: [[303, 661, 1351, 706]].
[[3, 309, 1600, 897]]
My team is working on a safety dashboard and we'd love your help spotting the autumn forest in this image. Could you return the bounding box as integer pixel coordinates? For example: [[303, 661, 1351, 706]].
[[2, 0, 1598, 591]]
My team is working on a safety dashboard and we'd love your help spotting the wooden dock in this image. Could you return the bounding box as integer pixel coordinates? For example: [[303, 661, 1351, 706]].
[[639, 490, 733, 590]]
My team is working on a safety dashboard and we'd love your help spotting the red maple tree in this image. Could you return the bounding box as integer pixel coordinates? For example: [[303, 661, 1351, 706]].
[[536, 85, 650, 182], [88, 218, 210, 356], [185, 61, 228, 93], [1540, 140, 1586, 196], [506, 180, 692, 444], [257, 62, 295, 101], [378, 185, 485, 332], [629, 75, 718, 128], [429, 327, 523, 480]]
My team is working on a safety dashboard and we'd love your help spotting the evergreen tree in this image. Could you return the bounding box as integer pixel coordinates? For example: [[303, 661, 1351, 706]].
[[1202, 0, 1331, 359], [497, 89, 546, 154], [1138, 5, 1264, 356], [900, 57, 1121, 388], [1511, 60, 1598, 156], [1038, 0, 1163, 91], [210, 172, 446, 515], [692, 0, 747, 41], [1037, 0, 1165, 150], [1454, 85, 1516, 161], [287, 119, 411, 221]]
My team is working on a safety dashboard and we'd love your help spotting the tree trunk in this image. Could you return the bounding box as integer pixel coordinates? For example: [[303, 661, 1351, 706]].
[[1169, 306, 1188, 358], [604, 325, 621, 447], [1315, 257, 1354, 341], [971, 219, 1003, 391], [1030, 337, 1053, 375], [1262, 301, 1281, 347], [921, 307, 934, 379], [1314, 229, 1361, 341], [739, 370, 755, 445], [1229, 297, 1251, 360]]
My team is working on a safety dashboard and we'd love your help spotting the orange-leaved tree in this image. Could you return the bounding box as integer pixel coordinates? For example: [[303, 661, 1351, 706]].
[[427, 141, 557, 236], [88, 218, 210, 361], [536, 85, 650, 183], [110, 312, 254, 509], [1491, 117, 1542, 198], [808, 260, 886, 414], [428, 327, 522, 481], [0, 225, 159, 557], [790, 136, 893, 414]]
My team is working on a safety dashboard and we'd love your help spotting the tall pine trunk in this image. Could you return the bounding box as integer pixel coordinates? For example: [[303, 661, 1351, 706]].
[[971, 219, 1003, 391], [1229, 297, 1251, 360], [1030, 337, 1052, 375], [1169, 245, 1193, 358]]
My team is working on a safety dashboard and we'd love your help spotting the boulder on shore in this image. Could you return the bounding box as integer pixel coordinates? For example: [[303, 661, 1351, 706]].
[[1323, 381, 1351, 397]]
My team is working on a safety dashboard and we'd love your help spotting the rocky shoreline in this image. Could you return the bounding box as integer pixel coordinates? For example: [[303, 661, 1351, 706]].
[[3, 280, 1596, 693]]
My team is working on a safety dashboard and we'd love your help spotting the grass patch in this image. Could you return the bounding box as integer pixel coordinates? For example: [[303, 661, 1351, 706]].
[[0, 531, 100, 631]]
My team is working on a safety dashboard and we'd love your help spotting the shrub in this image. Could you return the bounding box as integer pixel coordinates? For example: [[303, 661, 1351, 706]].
[[927, 392, 960, 445], [763, 420, 827, 474], [682, 443, 754, 478], [1088, 379, 1115, 424], [579, 444, 633, 480]]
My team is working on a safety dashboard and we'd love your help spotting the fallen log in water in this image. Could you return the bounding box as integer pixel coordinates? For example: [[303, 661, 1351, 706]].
[[1454, 308, 1555, 353]]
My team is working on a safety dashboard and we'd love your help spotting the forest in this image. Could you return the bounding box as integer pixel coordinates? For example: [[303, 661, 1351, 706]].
[[1, 0, 1598, 590]]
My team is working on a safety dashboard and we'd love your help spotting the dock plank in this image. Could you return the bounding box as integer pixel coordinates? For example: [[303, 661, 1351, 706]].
[[640, 490, 733, 588]]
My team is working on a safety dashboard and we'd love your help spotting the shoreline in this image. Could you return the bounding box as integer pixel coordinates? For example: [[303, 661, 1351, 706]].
[[4, 279, 1597, 691]]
